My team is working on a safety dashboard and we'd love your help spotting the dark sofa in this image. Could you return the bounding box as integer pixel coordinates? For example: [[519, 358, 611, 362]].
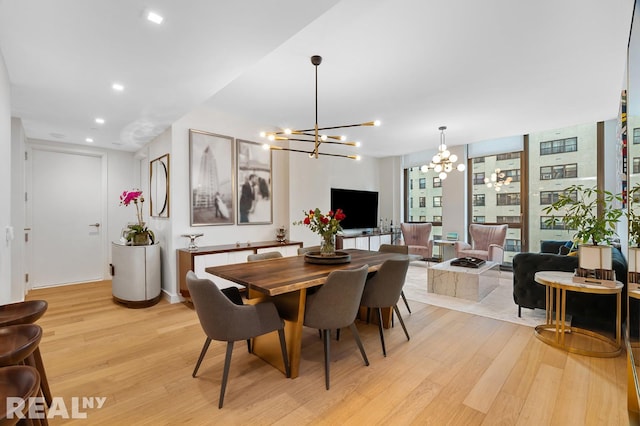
[[512, 240, 628, 324]]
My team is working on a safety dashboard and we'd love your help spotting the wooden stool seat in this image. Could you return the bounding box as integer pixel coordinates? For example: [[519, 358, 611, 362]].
[[0, 301, 51, 408], [0, 365, 42, 425], [0, 325, 42, 367], [0, 300, 48, 327]]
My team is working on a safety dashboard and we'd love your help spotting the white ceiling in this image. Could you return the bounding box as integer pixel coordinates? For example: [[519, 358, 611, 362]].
[[0, 0, 634, 157]]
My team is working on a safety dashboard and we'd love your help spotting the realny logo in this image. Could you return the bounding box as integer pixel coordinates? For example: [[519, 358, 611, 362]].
[[6, 396, 106, 420]]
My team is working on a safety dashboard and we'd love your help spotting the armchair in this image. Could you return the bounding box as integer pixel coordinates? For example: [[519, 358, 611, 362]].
[[454, 224, 507, 263], [400, 223, 434, 260]]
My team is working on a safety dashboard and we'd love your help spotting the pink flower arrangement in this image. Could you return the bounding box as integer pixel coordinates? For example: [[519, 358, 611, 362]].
[[120, 189, 145, 226]]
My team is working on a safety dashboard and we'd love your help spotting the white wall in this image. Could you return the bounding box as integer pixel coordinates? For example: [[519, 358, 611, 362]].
[[0, 50, 12, 304], [10, 118, 25, 301], [288, 154, 384, 244]]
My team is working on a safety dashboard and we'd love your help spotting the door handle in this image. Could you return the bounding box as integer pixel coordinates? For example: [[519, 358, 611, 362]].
[[89, 223, 101, 227]]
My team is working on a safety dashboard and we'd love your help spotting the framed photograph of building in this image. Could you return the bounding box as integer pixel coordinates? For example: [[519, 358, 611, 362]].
[[189, 129, 235, 226], [236, 139, 272, 225]]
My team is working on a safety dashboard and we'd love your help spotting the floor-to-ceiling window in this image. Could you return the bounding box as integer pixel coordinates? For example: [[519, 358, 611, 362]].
[[527, 122, 598, 252], [405, 166, 442, 257], [468, 152, 523, 263]]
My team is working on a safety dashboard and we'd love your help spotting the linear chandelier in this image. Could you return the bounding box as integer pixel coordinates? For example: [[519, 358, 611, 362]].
[[260, 55, 380, 160], [420, 126, 465, 179]]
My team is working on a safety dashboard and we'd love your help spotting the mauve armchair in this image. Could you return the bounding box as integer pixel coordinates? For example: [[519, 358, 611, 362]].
[[400, 223, 434, 260], [454, 224, 508, 263]]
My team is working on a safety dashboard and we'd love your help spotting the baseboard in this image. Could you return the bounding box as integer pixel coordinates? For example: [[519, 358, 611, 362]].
[[162, 289, 183, 304]]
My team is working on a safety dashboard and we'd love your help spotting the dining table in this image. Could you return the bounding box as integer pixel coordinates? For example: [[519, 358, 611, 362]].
[[204, 248, 405, 378]]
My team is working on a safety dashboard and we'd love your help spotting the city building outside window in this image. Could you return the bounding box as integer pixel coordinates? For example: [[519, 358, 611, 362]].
[[433, 177, 441, 188], [496, 193, 520, 206], [472, 216, 485, 223], [433, 196, 442, 207], [419, 177, 426, 189], [473, 194, 485, 206], [540, 163, 578, 180], [473, 172, 485, 185], [540, 137, 577, 155], [634, 127, 640, 144], [419, 197, 426, 207]]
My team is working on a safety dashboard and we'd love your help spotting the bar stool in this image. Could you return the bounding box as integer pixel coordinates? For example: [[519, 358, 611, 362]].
[[0, 301, 51, 406], [0, 301, 48, 327], [0, 365, 43, 425]]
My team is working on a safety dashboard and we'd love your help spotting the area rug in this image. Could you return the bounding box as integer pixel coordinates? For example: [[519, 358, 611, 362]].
[[402, 261, 547, 328]]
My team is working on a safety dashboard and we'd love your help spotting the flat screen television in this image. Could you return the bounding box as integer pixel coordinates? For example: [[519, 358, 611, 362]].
[[330, 188, 378, 230]]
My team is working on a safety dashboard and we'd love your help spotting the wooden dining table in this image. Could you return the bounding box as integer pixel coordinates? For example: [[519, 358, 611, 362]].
[[204, 248, 404, 378]]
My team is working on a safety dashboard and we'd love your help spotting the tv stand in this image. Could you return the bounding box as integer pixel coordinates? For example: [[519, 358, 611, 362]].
[[336, 231, 396, 251]]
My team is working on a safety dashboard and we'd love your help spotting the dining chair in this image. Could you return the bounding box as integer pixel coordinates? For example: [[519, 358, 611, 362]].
[[378, 244, 411, 314], [303, 264, 370, 390], [297, 245, 321, 255], [186, 271, 290, 408], [360, 257, 410, 356], [247, 251, 283, 262]]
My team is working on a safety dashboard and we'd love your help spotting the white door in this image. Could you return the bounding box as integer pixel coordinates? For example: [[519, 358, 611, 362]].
[[30, 148, 104, 287]]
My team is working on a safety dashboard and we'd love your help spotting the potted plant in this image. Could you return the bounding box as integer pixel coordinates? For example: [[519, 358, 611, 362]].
[[542, 184, 623, 276], [628, 184, 640, 286], [120, 189, 155, 245]]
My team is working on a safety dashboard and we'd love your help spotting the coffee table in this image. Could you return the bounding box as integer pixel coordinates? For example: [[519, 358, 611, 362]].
[[427, 259, 500, 301]]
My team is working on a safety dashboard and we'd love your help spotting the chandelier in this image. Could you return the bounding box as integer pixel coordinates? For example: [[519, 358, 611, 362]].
[[420, 126, 465, 179], [260, 55, 380, 160], [484, 168, 512, 191]]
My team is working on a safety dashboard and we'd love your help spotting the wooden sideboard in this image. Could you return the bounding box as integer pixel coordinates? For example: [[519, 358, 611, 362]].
[[177, 240, 303, 299]]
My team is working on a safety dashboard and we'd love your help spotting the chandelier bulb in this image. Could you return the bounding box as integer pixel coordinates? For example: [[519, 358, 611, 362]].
[[439, 171, 447, 180], [441, 150, 450, 159], [374, 120, 381, 126], [262, 143, 270, 150], [268, 134, 275, 141], [449, 154, 458, 163], [444, 163, 453, 173], [284, 128, 292, 135], [260, 131, 267, 138], [434, 164, 443, 173], [320, 134, 328, 141], [457, 164, 466, 172], [420, 165, 429, 173], [495, 186, 501, 192], [433, 154, 441, 163], [355, 141, 361, 147]]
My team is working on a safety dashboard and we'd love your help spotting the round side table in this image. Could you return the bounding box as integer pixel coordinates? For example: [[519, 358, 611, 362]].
[[534, 271, 622, 357]]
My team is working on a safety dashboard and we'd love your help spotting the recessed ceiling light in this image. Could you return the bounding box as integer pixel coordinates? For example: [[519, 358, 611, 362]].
[[147, 11, 164, 24], [112, 83, 124, 91], [95, 118, 105, 124], [85, 138, 94, 143]]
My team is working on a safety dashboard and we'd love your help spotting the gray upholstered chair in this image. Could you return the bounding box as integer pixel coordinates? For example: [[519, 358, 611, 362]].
[[303, 264, 370, 390], [378, 244, 411, 313], [400, 223, 434, 260], [297, 245, 321, 255], [247, 251, 283, 262], [454, 224, 508, 263], [360, 258, 411, 356], [186, 271, 290, 408]]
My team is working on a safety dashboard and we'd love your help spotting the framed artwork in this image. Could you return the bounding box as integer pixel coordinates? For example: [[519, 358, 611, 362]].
[[236, 139, 272, 225], [189, 129, 235, 226], [149, 153, 170, 218]]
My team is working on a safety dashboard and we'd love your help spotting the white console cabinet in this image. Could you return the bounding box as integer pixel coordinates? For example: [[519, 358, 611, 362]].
[[111, 242, 162, 308], [336, 232, 393, 251]]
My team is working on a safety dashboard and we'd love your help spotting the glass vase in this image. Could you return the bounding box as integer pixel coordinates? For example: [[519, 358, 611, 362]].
[[320, 234, 336, 256]]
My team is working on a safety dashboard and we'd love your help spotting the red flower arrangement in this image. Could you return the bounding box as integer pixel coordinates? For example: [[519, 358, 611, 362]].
[[295, 208, 346, 255]]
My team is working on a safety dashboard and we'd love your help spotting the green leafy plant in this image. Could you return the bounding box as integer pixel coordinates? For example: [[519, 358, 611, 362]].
[[628, 184, 640, 247], [542, 184, 623, 246]]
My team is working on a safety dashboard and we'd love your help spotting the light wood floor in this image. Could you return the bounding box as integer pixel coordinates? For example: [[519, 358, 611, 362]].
[[25, 281, 629, 425]]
